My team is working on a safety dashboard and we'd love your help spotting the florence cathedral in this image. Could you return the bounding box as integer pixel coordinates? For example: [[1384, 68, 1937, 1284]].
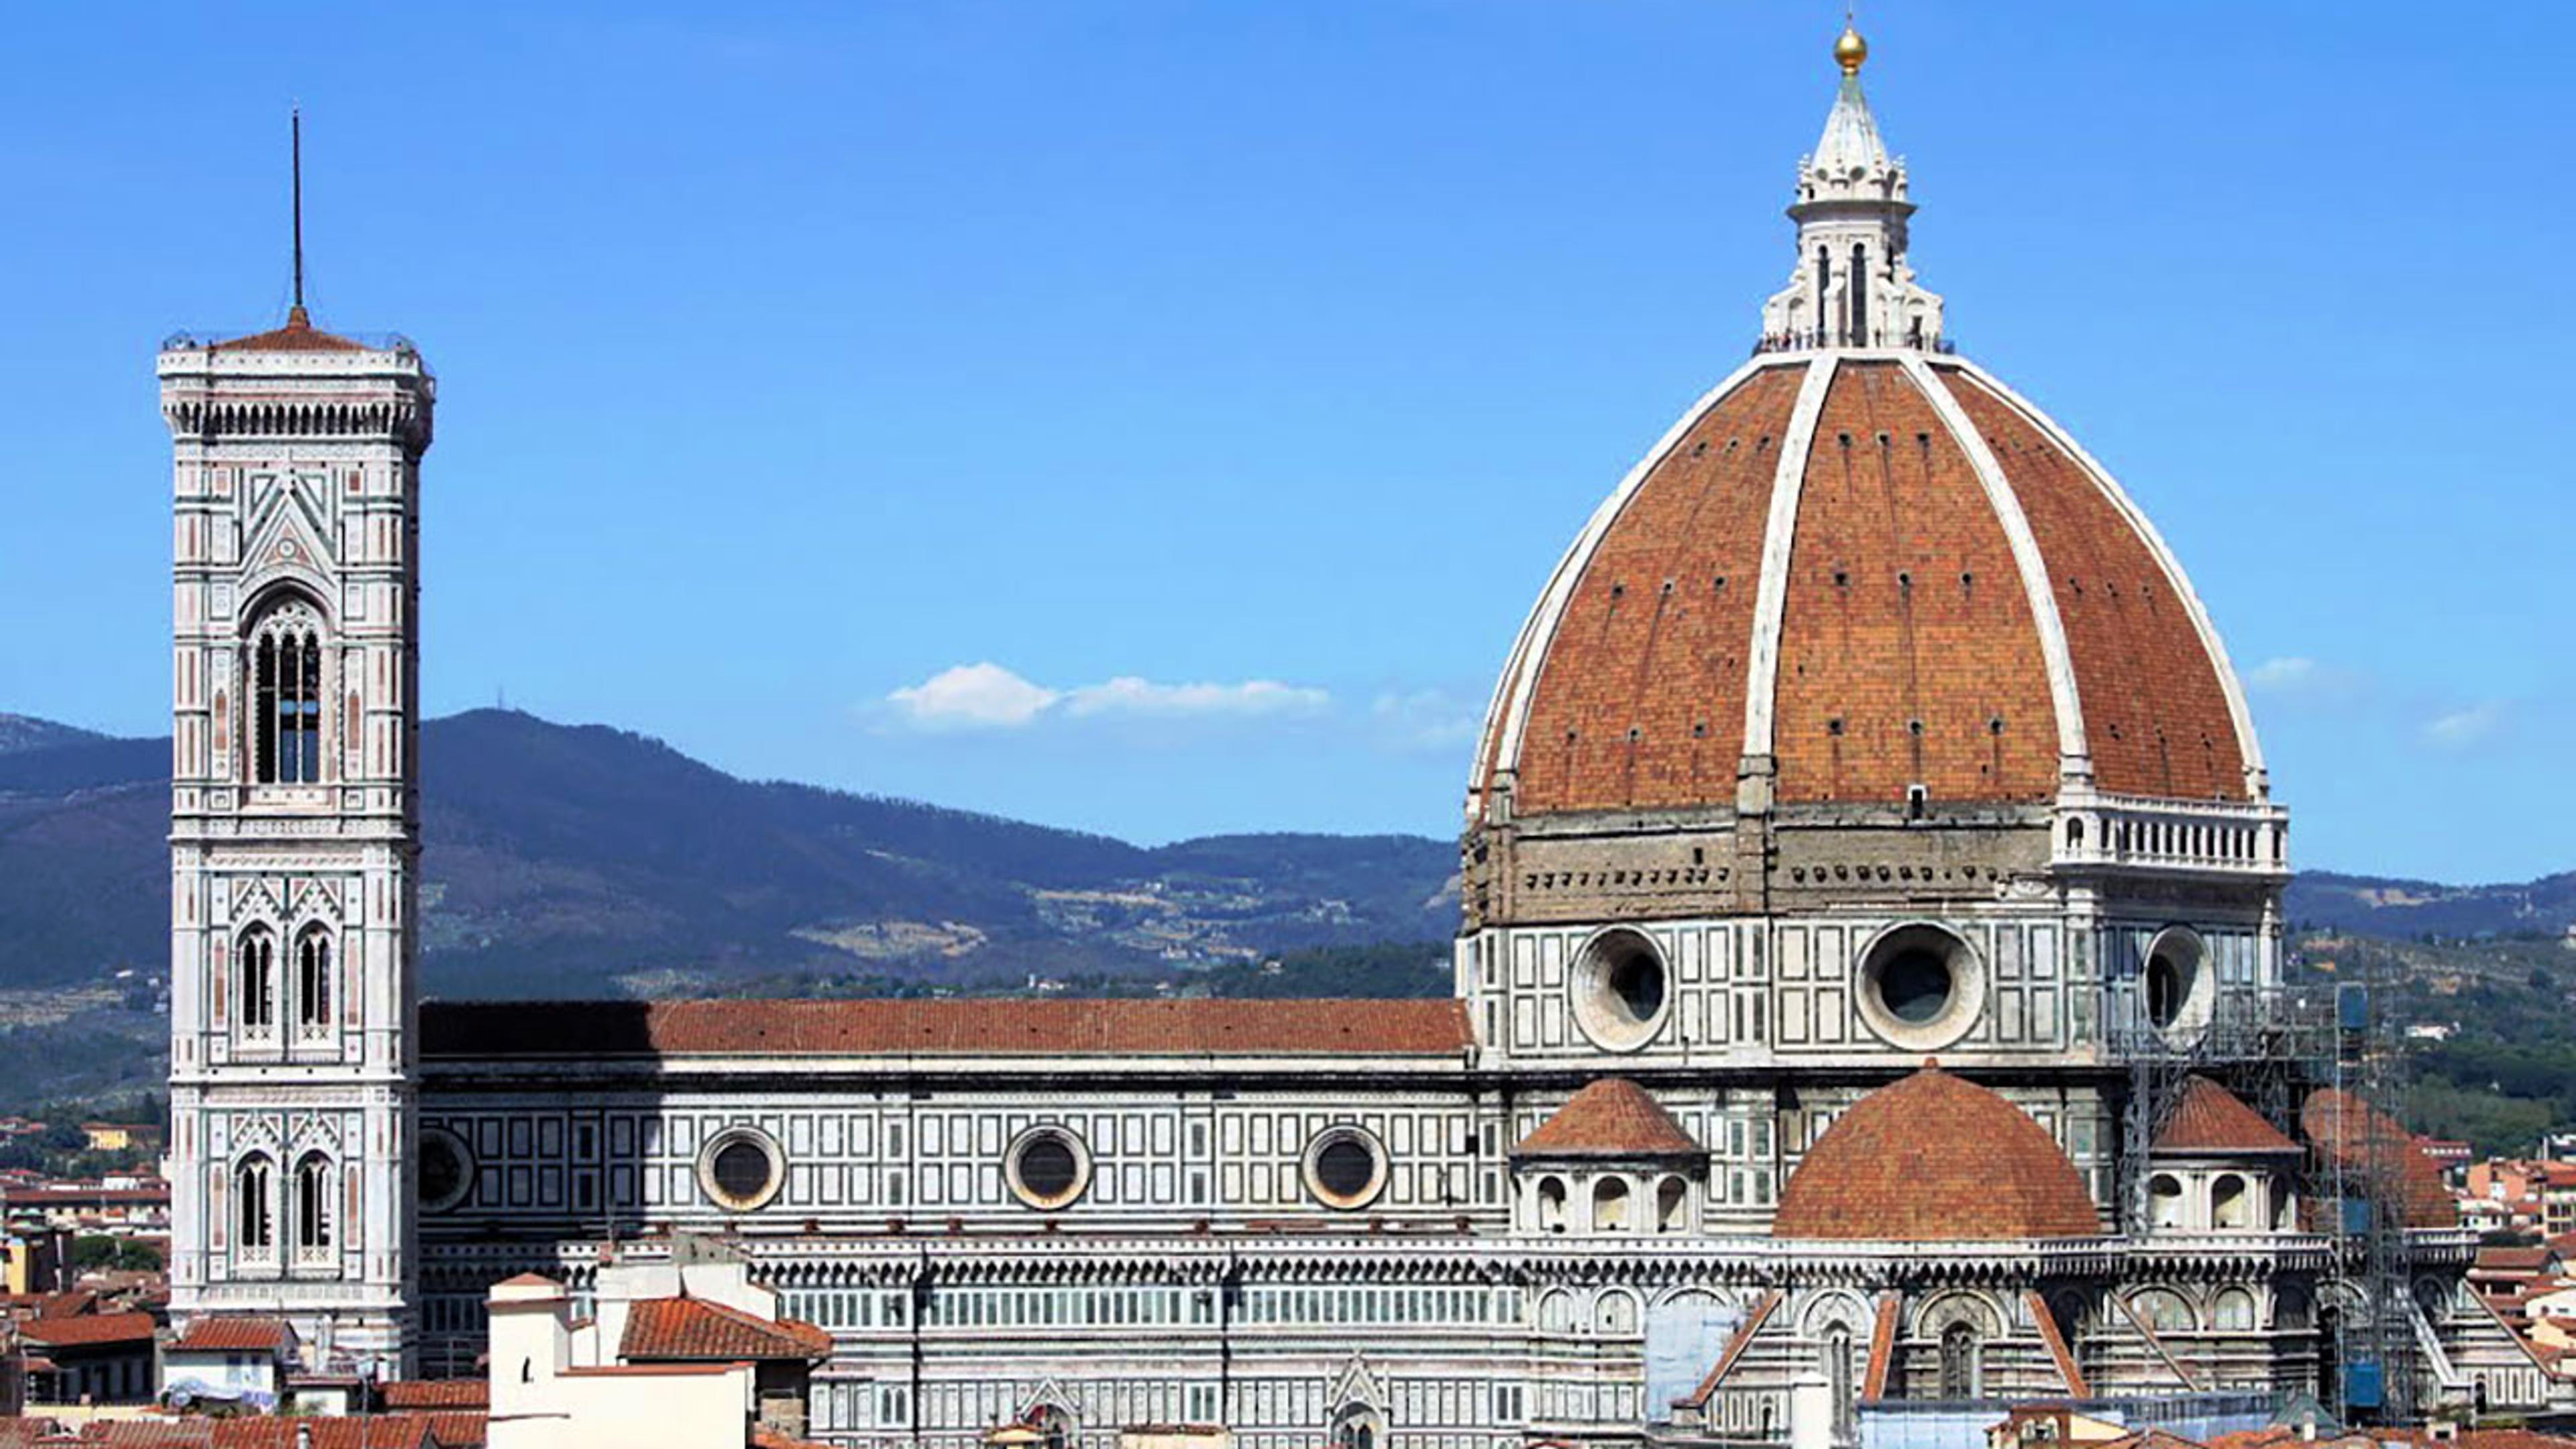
[[152, 25, 2547, 1449]]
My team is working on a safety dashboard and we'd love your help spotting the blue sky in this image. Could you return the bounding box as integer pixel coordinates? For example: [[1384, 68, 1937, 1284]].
[[2, 2, 2569, 881]]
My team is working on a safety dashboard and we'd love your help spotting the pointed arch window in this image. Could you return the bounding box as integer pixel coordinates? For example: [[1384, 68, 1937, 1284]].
[[237, 928, 276, 1035], [1939, 1321, 1980, 1400], [235, 1155, 275, 1256], [1826, 1323, 1857, 1441], [294, 925, 333, 1035], [249, 597, 327, 785], [293, 1152, 333, 1259]]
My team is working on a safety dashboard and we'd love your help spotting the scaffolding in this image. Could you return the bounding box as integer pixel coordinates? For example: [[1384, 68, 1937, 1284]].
[[2109, 951, 2417, 1426]]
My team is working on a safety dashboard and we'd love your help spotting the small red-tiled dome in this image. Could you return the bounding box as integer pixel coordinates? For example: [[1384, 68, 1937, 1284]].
[[2301, 1087, 2459, 1229], [1471, 355, 2262, 818], [2153, 1075, 2300, 1157], [1774, 1064, 2099, 1240], [1513, 1077, 1702, 1159]]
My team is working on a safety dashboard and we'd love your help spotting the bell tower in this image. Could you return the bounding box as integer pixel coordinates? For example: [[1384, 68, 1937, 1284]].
[[160, 113, 435, 1375]]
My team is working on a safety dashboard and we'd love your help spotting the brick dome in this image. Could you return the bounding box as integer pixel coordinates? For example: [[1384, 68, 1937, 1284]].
[[1772, 1064, 2100, 1240], [1471, 354, 2263, 820]]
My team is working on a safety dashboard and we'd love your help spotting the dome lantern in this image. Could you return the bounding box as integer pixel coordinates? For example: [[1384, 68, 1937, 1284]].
[[1759, 23, 1945, 353]]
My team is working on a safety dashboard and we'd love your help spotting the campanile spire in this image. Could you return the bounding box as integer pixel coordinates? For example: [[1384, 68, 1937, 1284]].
[[1758, 22, 1945, 352]]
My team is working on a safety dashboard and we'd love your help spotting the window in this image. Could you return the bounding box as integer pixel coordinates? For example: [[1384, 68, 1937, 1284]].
[[1597, 1291, 1638, 1336], [2213, 1288, 2257, 1332], [2144, 926, 2212, 1042], [249, 596, 327, 784], [1331, 1405, 1383, 1449], [2133, 1289, 2194, 1333], [1593, 1177, 1631, 1234], [1856, 923, 1984, 1051], [1827, 1324, 1856, 1440], [1303, 1126, 1387, 1211], [1538, 1175, 1568, 1234], [294, 925, 332, 1034], [1570, 928, 1669, 1051], [1656, 1175, 1689, 1233], [696, 1127, 784, 1212], [1938, 1322, 1979, 1399], [2212, 1173, 2251, 1230], [237, 928, 276, 1033], [1006, 1126, 1091, 1211], [2150, 1173, 2186, 1228], [417, 1127, 472, 1214], [235, 1155, 275, 1255], [294, 1152, 333, 1255]]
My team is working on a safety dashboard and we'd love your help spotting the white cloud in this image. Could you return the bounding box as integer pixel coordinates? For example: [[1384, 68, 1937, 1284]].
[[2245, 657, 2319, 692], [1371, 690, 1483, 751], [887, 662, 1061, 729], [2422, 701, 2506, 749], [1063, 677, 1329, 718], [2243, 655, 2372, 704], [884, 663, 1327, 731]]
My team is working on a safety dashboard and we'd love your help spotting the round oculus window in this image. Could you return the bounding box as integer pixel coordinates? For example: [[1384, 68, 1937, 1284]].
[[2143, 925, 2214, 1043], [1006, 1126, 1091, 1211], [417, 1127, 471, 1214], [1303, 1127, 1387, 1211], [696, 1127, 784, 1212], [1855, 922, 1985, 1051], [1878, 948, 1953, 1024], [1570, 928, 1671, 1052]]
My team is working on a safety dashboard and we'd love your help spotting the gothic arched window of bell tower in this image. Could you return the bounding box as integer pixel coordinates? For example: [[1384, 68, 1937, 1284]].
[[235, 1154, 276, 1256], [249, 596, 327, 785], [294, 924, 333, 1034], [237, 926, 276, 1034], [294, 1151, 334, 1257]]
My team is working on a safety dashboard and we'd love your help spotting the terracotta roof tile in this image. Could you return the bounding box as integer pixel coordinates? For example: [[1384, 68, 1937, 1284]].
[[209, 1417, 444, 1449], [1502, 364, 1801, 813], [2027, 1289, 2090, 1395], [2301, 1088, 2459, 1228], [423, 998, 1471, 1060], [1772, 362, 2059, 805], [1513, 1079, 1701, 1159], [2154, 1076, 2300, 1156], [1861, 1292, 1900, 1401], [74, 1425, 213, 1449], [380, 1380, 488, 1409], [18, 1310, 157, 1348], [1774, 1065, 2099, 1240], [424, 1415, 485, 1449], [169, 1316, 289, 1353], [619, 1296, 832, 1362], [1676, 1289, 1780, 1409], [1938, 369, 2247, 800], [1479, 355, 2256, 818], [206, 310, 368, 355]]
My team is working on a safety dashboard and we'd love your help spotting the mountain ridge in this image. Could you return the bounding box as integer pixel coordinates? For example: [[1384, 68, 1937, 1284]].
[[1, 706, 2564, 1000], [0, 708, 1459, 999]]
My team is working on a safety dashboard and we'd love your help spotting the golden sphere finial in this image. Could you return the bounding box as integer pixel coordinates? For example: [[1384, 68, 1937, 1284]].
[[1834, 22, 1868, 74]]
